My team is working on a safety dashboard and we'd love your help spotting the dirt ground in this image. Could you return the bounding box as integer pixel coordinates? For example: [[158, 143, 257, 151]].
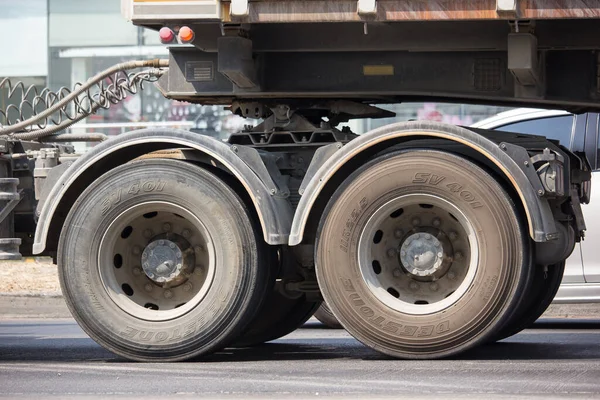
[[0, 258, 61, 295]]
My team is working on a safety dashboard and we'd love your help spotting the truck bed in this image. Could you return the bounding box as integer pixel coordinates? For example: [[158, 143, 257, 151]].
[[123, 0, 600, 24]]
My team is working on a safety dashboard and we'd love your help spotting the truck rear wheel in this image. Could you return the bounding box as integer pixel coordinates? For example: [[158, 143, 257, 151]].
[[58, 159, 269, 361], [493, 261, 565, 341], [316, 150, 529, 359], [314, 302, 343, 329], [234, 292, 320, 347]]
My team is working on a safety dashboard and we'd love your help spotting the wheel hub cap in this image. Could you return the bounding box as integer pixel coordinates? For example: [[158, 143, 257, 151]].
[[142, 239, 184, 284], [400, 232, 444, 277]]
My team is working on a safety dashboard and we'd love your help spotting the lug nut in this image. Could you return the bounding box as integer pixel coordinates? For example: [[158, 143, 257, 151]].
[[169, 243, 175, 249], [437, 252, 443, 258], [133, 267, 142, 276], [449, 231, 458, 240], [393, 268, 402, 278], [132, 246, 142, 256], [194, 246, 203, 253], [183, 282, 193, 292], [159, 240, 165, 245], [387, 248, 397, 258], [143, 229, 153, 239], [412, 218, 421, 226], [430, 283, 439, 291], [394, 229, 404, 239], [448, 271, 456, 280], [163, 223, 171, 232], [164, 290, 173, 299], [455, 251, 463, 260], [182, 229, 191, 238], [176, 263, 182, 269], [400, 250, 406, 257], [144, 283, 153, 292], [409, 282, 419, 291], [432, 218, 441, 227]]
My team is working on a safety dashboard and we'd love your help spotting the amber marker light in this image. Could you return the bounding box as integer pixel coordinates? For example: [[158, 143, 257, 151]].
[[178, 26, 195, 43]]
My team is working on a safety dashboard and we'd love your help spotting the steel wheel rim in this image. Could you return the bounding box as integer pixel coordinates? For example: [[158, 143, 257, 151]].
[[357, 193, 479, 315], [98, 201, 216, 321]]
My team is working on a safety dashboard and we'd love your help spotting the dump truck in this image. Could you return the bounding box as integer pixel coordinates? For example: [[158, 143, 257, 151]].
[[0, 0, 597, 361]]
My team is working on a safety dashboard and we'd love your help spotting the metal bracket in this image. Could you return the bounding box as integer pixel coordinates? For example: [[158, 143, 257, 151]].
[[497, 0, 519, 17], [231, 145, 289, 197], [499, 142, 546, 195], [0, 189, 22, 224], [298, 142, 343, 195], [230, 0, 249, 17], [358, 0, 377, 15]]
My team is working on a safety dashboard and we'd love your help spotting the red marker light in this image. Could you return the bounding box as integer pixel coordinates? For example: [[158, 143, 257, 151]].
[[178, 26, 195, 43], [159, 27, 175, 44]]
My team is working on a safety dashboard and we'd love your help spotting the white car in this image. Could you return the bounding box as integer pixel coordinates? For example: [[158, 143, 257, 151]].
[[473, 108, 600, 303]]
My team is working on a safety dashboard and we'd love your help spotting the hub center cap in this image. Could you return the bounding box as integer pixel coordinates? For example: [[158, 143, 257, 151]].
[[141, 239, 184, 284], [400, 232, 444, 277]]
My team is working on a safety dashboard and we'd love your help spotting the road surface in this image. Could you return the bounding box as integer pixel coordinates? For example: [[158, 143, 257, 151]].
[[1, 319, 600, 399]]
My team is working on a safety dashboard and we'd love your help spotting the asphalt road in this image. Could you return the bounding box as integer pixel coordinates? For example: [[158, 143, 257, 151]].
[[1, 319, 600, 399]]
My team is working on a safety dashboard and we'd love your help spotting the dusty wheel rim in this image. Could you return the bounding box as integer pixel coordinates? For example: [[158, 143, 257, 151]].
[[357, 193, 479, 315], [98, 201, 215, 321]]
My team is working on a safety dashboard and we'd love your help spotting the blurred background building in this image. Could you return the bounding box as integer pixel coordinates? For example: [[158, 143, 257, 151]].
[[1, 0, 511, 152]]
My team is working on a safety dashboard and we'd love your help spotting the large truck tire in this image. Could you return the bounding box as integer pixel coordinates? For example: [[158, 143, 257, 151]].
[[315, 150, 529, 359], [314, 302, 343, 329], [493, 261, 565, 341], [234, 292, 320, 347], [58, 159, 269, 361]]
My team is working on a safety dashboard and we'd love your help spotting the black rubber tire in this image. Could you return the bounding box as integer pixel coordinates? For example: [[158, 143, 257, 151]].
[[314, 302, 343, 329], [233, 292, 320, 347], [316, 150, 529, 359], [58, 159, 269, 361], [493, 261, 565, 341]]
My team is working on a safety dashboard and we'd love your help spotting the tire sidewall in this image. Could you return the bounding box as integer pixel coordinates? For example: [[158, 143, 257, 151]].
[[316, 150, 527, 358], [58, 159, 261, 360]]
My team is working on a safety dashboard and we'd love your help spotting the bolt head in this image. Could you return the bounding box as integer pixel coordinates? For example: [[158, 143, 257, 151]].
[[183, 282, 193, 292], [143, 262, 149, 268], [176, 263, 182, 269], [182, 229, 191, 238], [176, 251, 182, 258], [455, 251, 463, 260], [449, 231, 458, 240], [133, 267, 142, 276], [143, 229, 153, 239], [163, 223, 171, 232], [387, 248, 396, 258], [409, 282, 419, 291], [164, 290, 173, 299], [400, 250, 406, 257], [169, 243, 175, 249], [394, 229, 404, 239], [393, 268, 402, 278], [437, 252, 443, 258], [144, 283, 153, 292], [430, 283, 439, 291], [448, 271, 456, 280], [132, 246, 141, 255], [412, 218, 421, 226], [159, 240, 165, 245], [433, 218, 441, 227]]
